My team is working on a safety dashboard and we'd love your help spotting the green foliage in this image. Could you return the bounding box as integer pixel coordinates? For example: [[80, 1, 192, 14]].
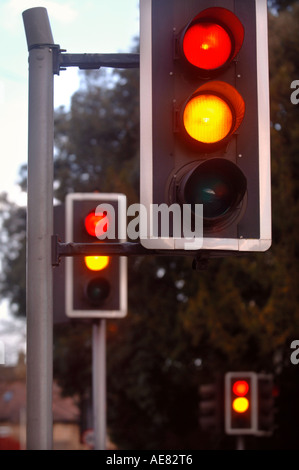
[[0, 193, 26, 317]]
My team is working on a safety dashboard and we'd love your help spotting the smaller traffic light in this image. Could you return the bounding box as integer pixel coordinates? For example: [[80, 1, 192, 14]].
[[257, 374, 275, 436], [65, 193, 127, 318], [225, 372, 257, 435], [198, 378, 223, 433]]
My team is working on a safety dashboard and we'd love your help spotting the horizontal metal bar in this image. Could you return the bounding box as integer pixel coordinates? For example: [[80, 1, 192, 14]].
[[52, 236, 247, 270], [59, 52, 140, 70]]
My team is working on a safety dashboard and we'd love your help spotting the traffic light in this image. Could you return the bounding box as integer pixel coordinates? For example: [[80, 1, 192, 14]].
[[65, 193, 127, 318], [198, 378, 223, 433], [140, 0, 271, 252], [257, 374, 275, 436], [225, 372, 258, 435]]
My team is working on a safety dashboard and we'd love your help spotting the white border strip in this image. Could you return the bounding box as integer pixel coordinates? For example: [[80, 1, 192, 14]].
[[255, 0, 272, 249]]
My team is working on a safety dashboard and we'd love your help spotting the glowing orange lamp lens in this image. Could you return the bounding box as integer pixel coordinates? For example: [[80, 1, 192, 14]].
[[85, 211, 108, 237], [233, 380, 249, 396], [232, 397, 249, 413], [183, 93, 233, 144], [183, 22, 232, 70], [84, 255, 109, 271]]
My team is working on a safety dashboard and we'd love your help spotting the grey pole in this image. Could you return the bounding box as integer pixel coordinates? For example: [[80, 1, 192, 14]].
[[22, 7, 55, 450], [92, 320, 107, 450]]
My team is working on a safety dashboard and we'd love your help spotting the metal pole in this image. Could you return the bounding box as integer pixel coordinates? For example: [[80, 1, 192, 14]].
[[92, 320, 107, 450], [23, 7, 55, 450], [236, 435, 245, 450]]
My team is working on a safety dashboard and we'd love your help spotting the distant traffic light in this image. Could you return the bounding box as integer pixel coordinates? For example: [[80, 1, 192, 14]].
[[198, 378, 223, 433], [140, 0, 271, 252], [225, 372, 257, 435], [257, 374, 275, 436], [65, 193, 127, 318], [225, 371, 276, 436]]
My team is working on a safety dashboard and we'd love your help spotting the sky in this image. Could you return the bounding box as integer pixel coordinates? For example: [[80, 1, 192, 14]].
[[0, 0, 140, 364]]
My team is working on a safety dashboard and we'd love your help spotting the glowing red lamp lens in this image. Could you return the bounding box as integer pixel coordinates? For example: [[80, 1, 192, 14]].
[[183, 22, 232, 70], [85, 211, 108, 238], [233, 380, 249, 397]]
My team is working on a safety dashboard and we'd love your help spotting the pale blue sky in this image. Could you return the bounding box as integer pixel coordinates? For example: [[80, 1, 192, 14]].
[[0, 0, 139, 204]]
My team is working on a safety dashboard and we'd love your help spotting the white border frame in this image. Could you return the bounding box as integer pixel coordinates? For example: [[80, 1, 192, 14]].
[[65, 193, 127, 319], [139, 0, 271, 252]]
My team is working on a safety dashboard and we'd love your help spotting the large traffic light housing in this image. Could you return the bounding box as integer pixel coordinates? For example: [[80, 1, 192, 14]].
[[65, 193, 127, 318], [140, 0, 271, 252]]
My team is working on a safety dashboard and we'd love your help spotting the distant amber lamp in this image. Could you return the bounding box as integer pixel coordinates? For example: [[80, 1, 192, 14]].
[[232, 397, 249, 413]]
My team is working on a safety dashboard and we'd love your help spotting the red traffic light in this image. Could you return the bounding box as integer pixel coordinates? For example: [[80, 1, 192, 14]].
[[84, 210, 108, 237], [180, 7, 244, 74], [183, 22, 232, 71], [233, 380, 249, 397]]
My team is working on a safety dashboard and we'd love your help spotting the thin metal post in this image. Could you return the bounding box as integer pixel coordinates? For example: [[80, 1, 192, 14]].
[[236, 435, 245, 450], [92, 320, 107, 450], [23, 7, 55, 450]]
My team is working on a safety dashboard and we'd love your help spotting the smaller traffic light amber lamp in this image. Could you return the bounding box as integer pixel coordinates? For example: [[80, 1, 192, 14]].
[[84, 255, 109, 271]]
